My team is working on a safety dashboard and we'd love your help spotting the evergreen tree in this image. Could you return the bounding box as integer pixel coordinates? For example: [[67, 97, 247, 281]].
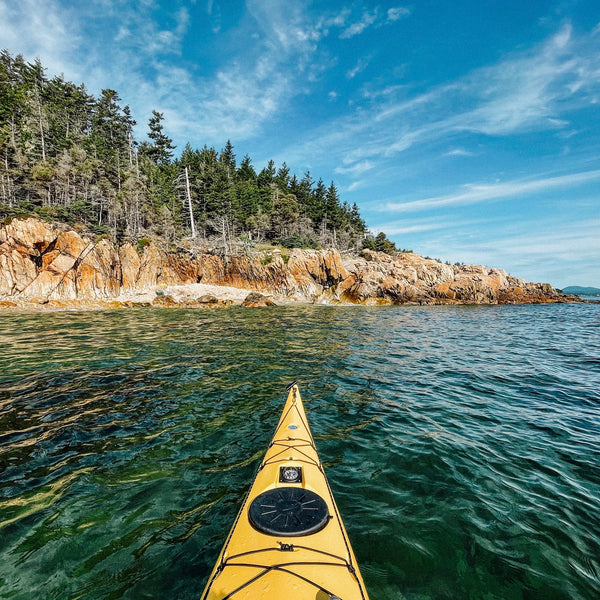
[[311, 178, 327, 226], [257, 160, 275, 188], [219, 139, 236, 177], [325, 182, 342, 231], [275, 162, 290, 191], [237, 154, 256, 182], [142, 110, 174, 165]]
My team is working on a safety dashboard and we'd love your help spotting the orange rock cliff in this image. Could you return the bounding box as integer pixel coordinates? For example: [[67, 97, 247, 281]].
[[0, 217, 576, 308]]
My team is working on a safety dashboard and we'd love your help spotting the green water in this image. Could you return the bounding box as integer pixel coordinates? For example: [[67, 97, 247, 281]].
[[0, 305, 599, 599]]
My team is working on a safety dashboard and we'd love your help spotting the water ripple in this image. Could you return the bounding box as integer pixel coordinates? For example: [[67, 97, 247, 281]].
[[0, 304, 599, 599]]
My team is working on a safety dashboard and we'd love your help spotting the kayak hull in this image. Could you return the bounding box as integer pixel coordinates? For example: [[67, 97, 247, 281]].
[[200, 383, 369, 600]]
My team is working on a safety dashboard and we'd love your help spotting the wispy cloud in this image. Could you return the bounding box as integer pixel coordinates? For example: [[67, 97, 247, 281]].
[[0, 0, 79, 75], [106, 5, 189, 57], [340, 9, 378, 39], [1, 0, 312, 144], [370, 209, 599, 285], [384, 169, 600, 212], [387, 7, 410, 22], [284, 22, 600, 176], [335, 160, 375, 175], [444, 148, 476, 157], [484, 221, 600, 260], [337, 5, 409, 39], [247, 0, 321, 54], [423, 219, 600, 285], [346, 180, 366, 192], [370, 220, 453, 236], [452, 25, 582, 136], [347, 56, 371, 79]]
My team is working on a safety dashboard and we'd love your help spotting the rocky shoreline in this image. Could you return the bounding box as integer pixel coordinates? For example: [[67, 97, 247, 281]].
[[0, 217, 580, 310]]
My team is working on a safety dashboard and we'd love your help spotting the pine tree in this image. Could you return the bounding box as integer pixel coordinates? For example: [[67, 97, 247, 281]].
[[219, 139, 236, 177], [237, 154, 256, 182], [275, 162, 290, 191], [143, 110, 174, 166]]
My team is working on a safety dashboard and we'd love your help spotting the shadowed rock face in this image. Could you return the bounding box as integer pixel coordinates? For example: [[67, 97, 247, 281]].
[[0, 218, 576, 307]]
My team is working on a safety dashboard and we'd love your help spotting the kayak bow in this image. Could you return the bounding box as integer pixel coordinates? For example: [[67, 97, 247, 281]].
[[201, 383, 370, 600]]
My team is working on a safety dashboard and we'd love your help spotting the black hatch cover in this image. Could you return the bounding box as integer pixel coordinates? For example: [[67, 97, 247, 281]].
[[248, 487, 330, 536]]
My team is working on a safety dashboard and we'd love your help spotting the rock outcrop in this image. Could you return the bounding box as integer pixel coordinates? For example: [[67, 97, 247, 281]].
[[241, 292, 277, 307], [0, 217, 577, 308], [338, 250, 572, 305]]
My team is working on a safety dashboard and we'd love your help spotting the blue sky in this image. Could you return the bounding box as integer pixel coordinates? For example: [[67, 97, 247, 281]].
[[1, 0, 599, 288]]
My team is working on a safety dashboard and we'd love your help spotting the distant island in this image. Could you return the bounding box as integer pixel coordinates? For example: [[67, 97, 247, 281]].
[[562, 286, 600, 296]]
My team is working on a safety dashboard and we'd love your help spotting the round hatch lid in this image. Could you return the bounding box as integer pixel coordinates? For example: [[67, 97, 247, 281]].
[[248, 487, 330, 536]]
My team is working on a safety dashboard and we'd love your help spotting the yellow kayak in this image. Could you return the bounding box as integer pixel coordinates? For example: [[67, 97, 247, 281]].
[[201, 383, 370, 600]]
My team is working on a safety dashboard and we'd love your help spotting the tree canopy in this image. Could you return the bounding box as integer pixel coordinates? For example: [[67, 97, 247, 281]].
[[0, 50, 398, 254]]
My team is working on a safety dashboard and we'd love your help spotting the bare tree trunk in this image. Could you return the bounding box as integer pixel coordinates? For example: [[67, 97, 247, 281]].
[[1, 151, 8, 205], [128, 132, 133, 169], [135, 191, 141, 235], [185, 167, 196, 238], [221, 217, 228, 254], [37, 99, 46, 162], [0, 174, 6, 204], [10, 115, 16, 148], [116, 151, 121, 191]]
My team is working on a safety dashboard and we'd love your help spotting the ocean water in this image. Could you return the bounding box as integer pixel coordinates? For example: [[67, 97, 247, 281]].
[[0, 304, 599, 600]]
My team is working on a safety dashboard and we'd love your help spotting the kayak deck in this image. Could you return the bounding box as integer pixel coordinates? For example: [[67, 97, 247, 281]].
[[201, 383, 369, 600]]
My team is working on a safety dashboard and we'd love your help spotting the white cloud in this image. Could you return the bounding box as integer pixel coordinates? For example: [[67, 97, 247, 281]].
[[319, 5, 408, 40], [387, 7, 410, 22], [188, 62, 289, 140], [449, 25, 581, 136], [340, 9, 378, 39], [0, 0, 80, 76], [347, 56, 371, 79], [282, 22, 600, 177], [372, 220, 451, 235], [487, 222, 600, 260], [335, 160, 375, 175], [247, 0, 321, 53], [346, 180, 366, 192], [0, 0, 311, 146], [374, 209, 599, 285], [444, 148, 475, 157], [384, 169, 600, 212], [426, 219, 600, 286]]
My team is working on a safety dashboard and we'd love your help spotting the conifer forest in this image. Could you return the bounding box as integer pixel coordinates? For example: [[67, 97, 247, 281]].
[[0, 51, 399, 253]]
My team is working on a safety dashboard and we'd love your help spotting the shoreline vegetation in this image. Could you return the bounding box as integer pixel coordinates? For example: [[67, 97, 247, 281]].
[[0, 51, 584, 311]]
